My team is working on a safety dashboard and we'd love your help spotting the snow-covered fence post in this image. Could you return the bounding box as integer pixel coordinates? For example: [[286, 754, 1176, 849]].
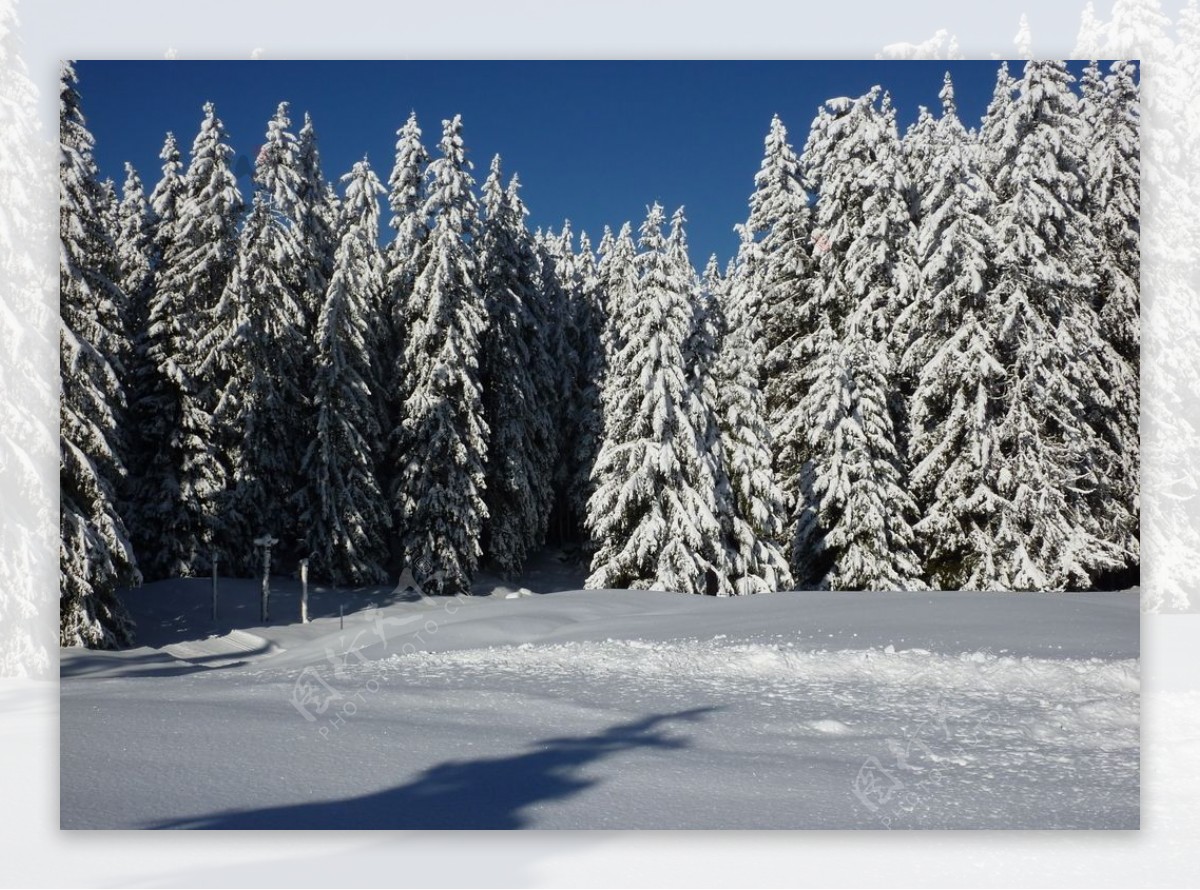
[[299, 558, 309, 624], [211, 553, 219, 625], [253, 534, 278, 623]]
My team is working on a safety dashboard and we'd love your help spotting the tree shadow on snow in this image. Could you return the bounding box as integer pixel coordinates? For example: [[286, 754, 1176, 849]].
[[152, 707, 719, 829]]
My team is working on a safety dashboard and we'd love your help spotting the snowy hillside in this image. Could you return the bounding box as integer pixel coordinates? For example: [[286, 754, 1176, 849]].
[[61, 566, 1138, 829]]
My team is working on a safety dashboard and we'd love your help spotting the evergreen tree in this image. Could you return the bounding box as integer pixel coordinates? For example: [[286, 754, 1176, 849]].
[[792, 89, 925, 589], [115, 163, 153, 348], [567, 230, 607, 540], [903, 73, 1010, 589], [596, 219, 641, 484], [477, 156, 555, 575], [112, 162, 153, 517], [901, 105, 938, 224], [383, 112, 430, 532], [1081, 60, 1141, 567], [709, 262, 793, 594], [734, 116, 814, 480], [391, 116, 490, 595], [146, 132, 184, 275], [201, 107, 308, 566], [298, 159, 391, 584], [532, 226, 574, 499], [546, 221, 604, 541], [986, 60, 1126, 587], [124, 133, 188, 579], [586, 204, 725, 595], [59, 61, 138, 647], [133, 102, 243, 577], [294, 112, 339, 332], [792, 320, 927, 590], [979, 63, 1017, 181]]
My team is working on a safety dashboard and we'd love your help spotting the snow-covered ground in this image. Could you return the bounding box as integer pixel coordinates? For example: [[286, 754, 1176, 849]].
[[60, 553, 1138, 829]]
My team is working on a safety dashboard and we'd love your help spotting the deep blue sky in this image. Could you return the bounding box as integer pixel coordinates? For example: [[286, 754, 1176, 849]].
[[76, 60, 1091, 269]]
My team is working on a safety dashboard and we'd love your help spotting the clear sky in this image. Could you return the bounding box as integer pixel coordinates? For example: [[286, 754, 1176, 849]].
[[75, 60, 1092, 269]]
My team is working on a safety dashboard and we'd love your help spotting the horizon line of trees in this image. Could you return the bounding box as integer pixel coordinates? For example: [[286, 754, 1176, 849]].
[[61, 59, 1139, 648]]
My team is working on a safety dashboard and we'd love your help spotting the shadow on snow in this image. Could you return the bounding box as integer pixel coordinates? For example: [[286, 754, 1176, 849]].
[[153, 707, 719, 829]]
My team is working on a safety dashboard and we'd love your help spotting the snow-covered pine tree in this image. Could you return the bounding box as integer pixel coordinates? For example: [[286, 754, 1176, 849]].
[[585, 204, 726, 595], [201, 107, 308, 568], [735, 115, 814, 441], [979, 63, 1017, 182], [391, 116, 490, 595], [147, 132, 184, 275], [297, 159, 391, 584], [477, 156, 555, 576], [547, 220, 605, 542], [731, 117, 816, 537], [566, 230, 607, 541], [521, 211, 567, 550], [1081, 59, 1141, 569], [901, 104, 938, 225], [525, 226, 575, 547], [59, 61, 138, 647], [382, 112, 430, 532], [597, 222, 638, 373], [791, 317, 927, 591], [295, 112, 339, 333], [709, 259, 793, 594], [133, 102, 243, 578], [986, 60, 1127, 588], [293, 112, 343, 441], [112, 162, 154, 519], [115, 163, 153, 349], [791, 89, 925, 590], [903, 73, 1010, 589], [124, 132, 188, 579], [672, 209, 717, 392]]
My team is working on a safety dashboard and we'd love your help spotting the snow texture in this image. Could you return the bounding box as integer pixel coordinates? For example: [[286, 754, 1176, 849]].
[[60, 571, 1138, 829]]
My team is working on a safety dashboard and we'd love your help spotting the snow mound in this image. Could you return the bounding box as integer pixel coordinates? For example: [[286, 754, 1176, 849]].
[[162, 629, 280, 665]]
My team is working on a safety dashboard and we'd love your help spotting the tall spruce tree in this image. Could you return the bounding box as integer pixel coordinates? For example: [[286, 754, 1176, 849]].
[[391, 116, 490, 595], [586, 204, 726, 595], [733, 116, 815, 514], [477, 157, 555, 575], [791, 90, 925, 589], [1081, 59, 1141, 569], [115, 163, 152, 351], [201, 107, 308, 567], [709, 260, 793, 594], [135, 102, 243, 577], [598, 222, 638, 369], [382, 112, 430, 534], [532, 226, 574, 538], [567, 230, 607, 540], [294, 112, 339, 333], [298, 159, 391, 584], [903, 74, 1010, 589], [986, 60, 1126, 588], [124, 133, 187, 579], [59, 61, 138, 647]]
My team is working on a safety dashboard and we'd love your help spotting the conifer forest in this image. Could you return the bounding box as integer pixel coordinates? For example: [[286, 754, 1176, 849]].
[[60, 59, 1140, 648]]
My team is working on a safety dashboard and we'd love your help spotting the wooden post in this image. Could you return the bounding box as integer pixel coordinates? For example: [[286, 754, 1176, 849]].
[[253, 534, 278, 623], [299, 558, 309, 624], [211, 553, 219, 626], [339, 603, 344, 630]]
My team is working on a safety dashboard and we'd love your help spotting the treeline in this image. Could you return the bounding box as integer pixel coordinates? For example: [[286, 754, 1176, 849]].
[[60, 60, 1139, 647]]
